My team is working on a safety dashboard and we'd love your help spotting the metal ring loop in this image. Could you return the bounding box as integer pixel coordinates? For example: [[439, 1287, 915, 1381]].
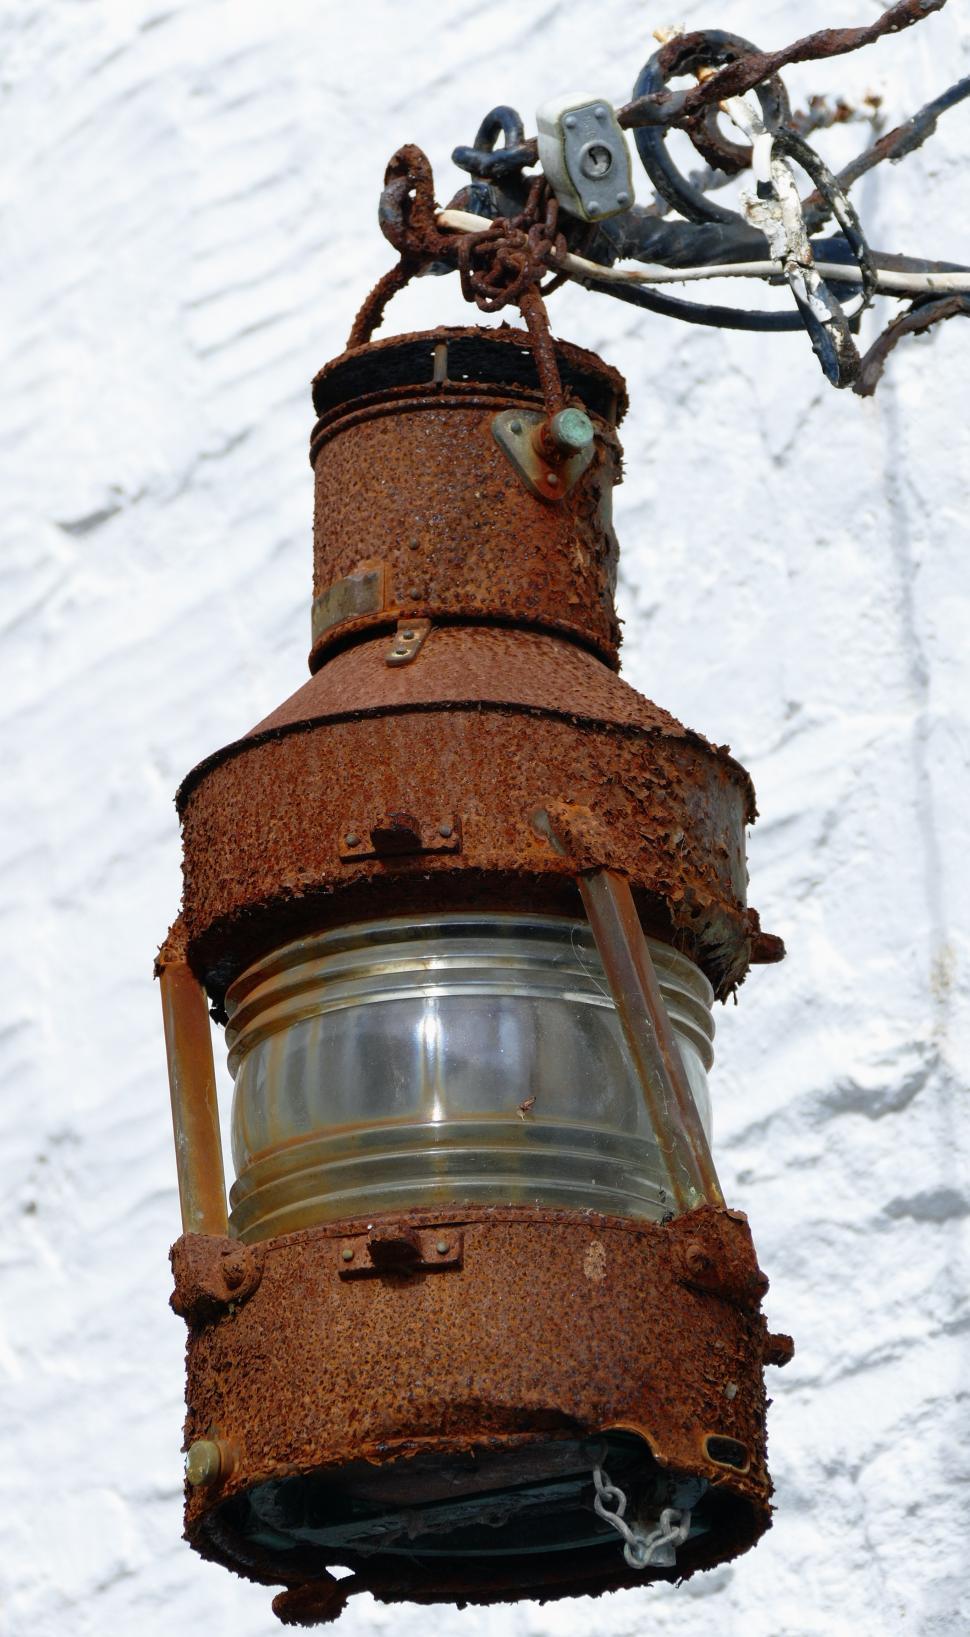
[[632, 31, 791, 223]]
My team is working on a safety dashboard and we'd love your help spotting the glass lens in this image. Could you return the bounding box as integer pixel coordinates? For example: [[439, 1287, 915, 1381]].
[[225, 914, 715, 1240]]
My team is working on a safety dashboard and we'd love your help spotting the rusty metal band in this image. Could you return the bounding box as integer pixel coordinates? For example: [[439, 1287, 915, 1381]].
[[174, 1203, 789, 1606], [178, 725, 756, 1007], [307, 329, 626, 669], [310, 326, 628, 423]]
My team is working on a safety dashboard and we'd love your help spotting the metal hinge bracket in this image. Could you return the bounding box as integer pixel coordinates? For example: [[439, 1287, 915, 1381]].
[[338, 1226, 464, 1279], [340, 813, 462, 861]]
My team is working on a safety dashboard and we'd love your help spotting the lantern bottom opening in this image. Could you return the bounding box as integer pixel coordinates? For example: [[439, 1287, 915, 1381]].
[[209, 1432, 717, 1571]]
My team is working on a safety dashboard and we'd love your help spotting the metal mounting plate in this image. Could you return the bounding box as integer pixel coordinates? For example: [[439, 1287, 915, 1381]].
[[386, 617, 431, 666], [492, 410, 595, 503], [311, 564, 386, 644]]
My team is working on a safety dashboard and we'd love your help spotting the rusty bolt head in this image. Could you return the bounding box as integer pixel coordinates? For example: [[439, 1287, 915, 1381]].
[[765, 1331, 795, 1368], [684, 1241, 714, 1279], [185, 1440, 223, 1488], [221, 1253, 246, 1291]]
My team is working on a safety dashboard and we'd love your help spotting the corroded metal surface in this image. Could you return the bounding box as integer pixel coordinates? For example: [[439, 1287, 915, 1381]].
[[164, 324, 788, 1622], [618, 2, 947, 134], [174, 1203, 790, 1612], [211, 625, 750, 750], [176, 627, 763, 1006], [170, 1232, 260, 1326], [307, 328, 625, 669]]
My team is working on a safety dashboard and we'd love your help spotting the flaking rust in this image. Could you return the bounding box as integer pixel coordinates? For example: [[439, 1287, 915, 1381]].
[[306, 327, 625, 669], [175, 1205, 790, 1612], [165, 324, 789, 1620], [176, 331, 780, 1008]]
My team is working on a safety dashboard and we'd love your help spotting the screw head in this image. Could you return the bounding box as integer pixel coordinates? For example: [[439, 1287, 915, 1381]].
[[546, 472, 560, 487], [401, 629, 415, 641], [185, 1440, 222, 1488], [508, 418, 523, 436], [435, 1240, 450, 1256], [438, 822, 454, 839], [564, 114, 577, 130], [594, 105, 608, 121], [344, 832, 360, 848], [616, 190, 631, 208], [341, 1246, 354, 1262], [221, 1249, 247, 1290], [586, 200, 601, 217]]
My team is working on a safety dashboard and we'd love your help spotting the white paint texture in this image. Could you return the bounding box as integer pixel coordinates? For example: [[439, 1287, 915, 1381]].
[[2, 4, 969, 1634]]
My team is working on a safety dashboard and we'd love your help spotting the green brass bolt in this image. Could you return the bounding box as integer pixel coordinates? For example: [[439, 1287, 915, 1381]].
[[548, 407, 594, 454], [185, 1439, 223, 1488]]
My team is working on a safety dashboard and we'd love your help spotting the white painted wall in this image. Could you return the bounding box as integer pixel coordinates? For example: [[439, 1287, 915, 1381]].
[[2, 4, 969, 1634]]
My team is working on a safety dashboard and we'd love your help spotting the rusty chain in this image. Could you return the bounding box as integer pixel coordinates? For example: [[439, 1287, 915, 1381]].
[[592, 1465, 692, 1571], [354, 144, 571, 415]]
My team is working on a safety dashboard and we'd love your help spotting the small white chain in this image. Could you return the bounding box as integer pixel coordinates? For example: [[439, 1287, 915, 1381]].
[[592, 1465, 691, 1571]]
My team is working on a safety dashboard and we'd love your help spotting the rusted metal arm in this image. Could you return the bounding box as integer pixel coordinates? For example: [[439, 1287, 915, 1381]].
[[803, 72, 970, 230], [618, 1, 948, 132], [579, 870, 725, 1214], [157, 922, 229, 1236], [535, 805, 724, 1215]]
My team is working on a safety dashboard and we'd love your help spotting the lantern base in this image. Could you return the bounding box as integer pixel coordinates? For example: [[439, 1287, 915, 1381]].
[[173, 1204, 791, 1621]]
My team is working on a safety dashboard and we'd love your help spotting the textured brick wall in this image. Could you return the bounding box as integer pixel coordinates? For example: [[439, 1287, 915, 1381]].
[[2, 4, 969, 1634]]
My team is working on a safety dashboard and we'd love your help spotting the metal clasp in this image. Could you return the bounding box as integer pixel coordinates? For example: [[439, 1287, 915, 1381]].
[[338, 1226, 464, 1279]]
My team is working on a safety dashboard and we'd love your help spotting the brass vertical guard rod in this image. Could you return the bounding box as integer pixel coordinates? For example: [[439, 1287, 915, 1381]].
[[156, 922, 229, 1236], [535, 806, 724, 1214], [579, 868, 724, 1213]]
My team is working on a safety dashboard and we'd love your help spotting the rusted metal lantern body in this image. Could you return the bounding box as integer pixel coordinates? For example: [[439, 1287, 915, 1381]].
[[159, 326, 789, 1625]]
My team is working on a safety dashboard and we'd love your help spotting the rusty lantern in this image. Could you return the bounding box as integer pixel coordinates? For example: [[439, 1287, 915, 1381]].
[[158, 323, 792, 1627]]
